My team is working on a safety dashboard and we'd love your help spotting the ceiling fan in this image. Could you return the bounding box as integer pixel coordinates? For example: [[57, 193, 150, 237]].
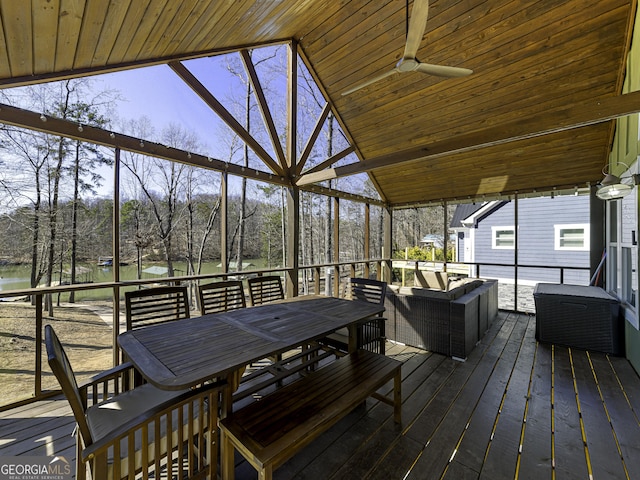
[[341, 0, 472, 96]]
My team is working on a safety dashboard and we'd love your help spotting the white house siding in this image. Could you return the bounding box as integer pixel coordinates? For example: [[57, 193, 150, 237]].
[[472, 195, 591, 285]]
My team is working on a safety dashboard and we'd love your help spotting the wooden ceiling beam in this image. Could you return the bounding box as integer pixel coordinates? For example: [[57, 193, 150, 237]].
[[0, 38, 293, 89], [301, 145, 355, 176], [240, 49, 287, 169], [295, 102, 331, 176], [286, 40, 298, 171], [298, 183, 385, 207], [297, 89, 640, 186], [169, 60, 285, 177], [0, 101, 290, 186], [0, 100, 388, 205]]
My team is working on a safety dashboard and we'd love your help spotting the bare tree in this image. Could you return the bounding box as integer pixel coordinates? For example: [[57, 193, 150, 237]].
[[0, 79, 114, 311], [226, 48, 279, 271], [0, 124, 51, 291], [121, 119, 201, 277]]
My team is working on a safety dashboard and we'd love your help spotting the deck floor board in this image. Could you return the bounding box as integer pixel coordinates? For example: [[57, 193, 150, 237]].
[[2, 311, 640, 479], [480, 315, 538, 479], [552, 346, 591, 479], [572, 349, 629, 480], [517, 342, 553, 479], [590, 354, 640, 480], [409, 312, 523, 476]]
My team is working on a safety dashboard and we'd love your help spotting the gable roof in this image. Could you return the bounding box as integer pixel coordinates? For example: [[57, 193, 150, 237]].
[[0, 1, 636, 207], [450, 203, 486, 229], [452, 201, 510, 228]]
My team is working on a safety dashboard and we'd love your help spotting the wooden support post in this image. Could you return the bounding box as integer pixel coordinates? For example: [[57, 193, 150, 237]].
[[514, 194, 519, 309], [113, 148, 121, 366], [286, 186, 300, 298], [333, 197, 340, 296], [221, 172, 229, 274], [382, 205, 392, 283], [285, 41, 299, 298], [443, 201, 448, 272], [35, 294, 43, 396], [364, 203, 370, 278]]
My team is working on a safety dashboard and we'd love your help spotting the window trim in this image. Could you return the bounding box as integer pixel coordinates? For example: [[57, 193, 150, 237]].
[[554, 223, 590, 251], [492, 226, 515, 249]]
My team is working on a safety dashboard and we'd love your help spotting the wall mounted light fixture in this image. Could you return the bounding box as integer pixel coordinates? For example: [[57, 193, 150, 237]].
[[596, 163, 640, 200]]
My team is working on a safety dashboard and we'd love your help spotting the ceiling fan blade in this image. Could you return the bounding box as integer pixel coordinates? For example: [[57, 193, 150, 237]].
[[404, 0, 430, 60], [341, 68, 399, 95], [415, 62, 473, 78]]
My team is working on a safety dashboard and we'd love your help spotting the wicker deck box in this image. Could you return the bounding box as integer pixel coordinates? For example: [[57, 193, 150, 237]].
[[533, 283, 623, 355]]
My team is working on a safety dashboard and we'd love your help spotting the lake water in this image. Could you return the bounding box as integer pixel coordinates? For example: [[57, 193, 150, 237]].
[[0, 261, 234, 300]]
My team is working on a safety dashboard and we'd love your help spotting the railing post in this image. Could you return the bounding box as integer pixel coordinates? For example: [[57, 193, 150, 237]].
[[34, 294, 43, 397], [314, 267, 320, 295]]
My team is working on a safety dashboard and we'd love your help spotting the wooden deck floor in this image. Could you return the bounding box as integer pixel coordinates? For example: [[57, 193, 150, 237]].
[[2, 310, 640, 479]]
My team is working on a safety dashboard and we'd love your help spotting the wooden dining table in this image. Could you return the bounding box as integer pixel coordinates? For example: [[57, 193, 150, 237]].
[[117, 294, 384, 406]]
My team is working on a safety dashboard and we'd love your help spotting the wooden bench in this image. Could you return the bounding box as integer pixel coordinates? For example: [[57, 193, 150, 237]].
[[219, 349, 402, 480]]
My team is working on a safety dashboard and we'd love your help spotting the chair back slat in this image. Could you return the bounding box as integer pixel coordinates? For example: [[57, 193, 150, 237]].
[[45, 325, 94, 446], [198, 280, 246, 314], [348, 277, 387, 308], [247, 276, 285, 306], [125, 285, 190, 330]]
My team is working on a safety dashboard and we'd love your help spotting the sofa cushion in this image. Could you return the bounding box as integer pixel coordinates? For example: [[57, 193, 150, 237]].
[[447, 285, 468, 299], [398, 286, 456, 300], [447, 277, 482, 292], [464, 279, 484, 293], [414, 271, 448, 290]]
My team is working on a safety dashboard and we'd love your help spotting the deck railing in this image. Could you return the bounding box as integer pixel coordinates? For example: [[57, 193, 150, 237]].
[[0, 258, 589, 411]]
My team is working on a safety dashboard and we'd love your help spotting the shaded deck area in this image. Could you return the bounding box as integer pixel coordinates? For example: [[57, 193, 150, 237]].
[[2, 310, 640, 479]]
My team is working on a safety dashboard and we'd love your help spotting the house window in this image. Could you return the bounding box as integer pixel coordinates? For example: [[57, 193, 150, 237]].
[[555, 224, 589, 250], [492, 226, 515, 249]]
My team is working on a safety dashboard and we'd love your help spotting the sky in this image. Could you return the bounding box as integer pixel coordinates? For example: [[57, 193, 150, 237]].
[[96, 62, 234, 158], [90, 57, 263, 197]]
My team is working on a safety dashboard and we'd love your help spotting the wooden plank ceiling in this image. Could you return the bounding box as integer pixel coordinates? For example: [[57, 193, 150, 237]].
[[0, 0, 636, 206]]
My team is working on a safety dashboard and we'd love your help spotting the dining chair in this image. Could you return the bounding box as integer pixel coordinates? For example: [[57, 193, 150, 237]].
[[125, 284, 190, 330], [45, 324, 222, 480], [247, 275, 285, 305], [246, 275, 289, 368], [321, 277, 388, 355], [198, 280, 246, 314]]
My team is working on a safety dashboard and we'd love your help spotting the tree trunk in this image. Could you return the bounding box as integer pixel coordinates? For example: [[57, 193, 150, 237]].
[[30, 169, 42, 294], [69, 141, 80, 303], [46, 138, 65, 316], [196, 196, 220, 275], [236, 78, 251, 273]]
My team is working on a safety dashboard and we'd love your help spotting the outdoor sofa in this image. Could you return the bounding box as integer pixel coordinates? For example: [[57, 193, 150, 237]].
[[384, 273, 498, 360]]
